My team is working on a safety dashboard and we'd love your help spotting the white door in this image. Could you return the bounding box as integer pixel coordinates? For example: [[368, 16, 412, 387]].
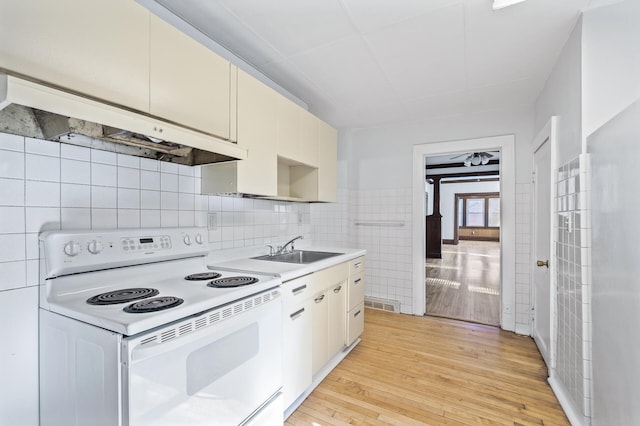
[[532, 137, 552, 368]]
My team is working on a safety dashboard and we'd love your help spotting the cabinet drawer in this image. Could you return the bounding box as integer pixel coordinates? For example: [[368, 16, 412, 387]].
[[348, 272, 365, 312], [349, 257, 365, 275], [347, 303, 364, 346], [281, 274, 315, 306]]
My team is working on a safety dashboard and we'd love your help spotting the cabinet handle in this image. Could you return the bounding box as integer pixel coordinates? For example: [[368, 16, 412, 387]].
[[354, 278, 362, 284], [292, 284, 307, 295], [333, 285, 342, 293], [354, 262, 362, 269], [354, 310, 362, 318], [314, 294, 325, 303], [289, 308, 305, 320]]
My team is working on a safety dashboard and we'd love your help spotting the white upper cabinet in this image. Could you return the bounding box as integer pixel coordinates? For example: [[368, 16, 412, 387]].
[[235, 69, 277, 195], [317, 120, 338, 202], [276, 95, 301, 161], [150, 15, 232, 140], [299, 109, 318, 167], [0, 0, 150, 112]]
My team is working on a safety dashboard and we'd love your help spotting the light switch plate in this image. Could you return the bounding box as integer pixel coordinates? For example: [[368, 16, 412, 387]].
[[207, 212, 217, 230]]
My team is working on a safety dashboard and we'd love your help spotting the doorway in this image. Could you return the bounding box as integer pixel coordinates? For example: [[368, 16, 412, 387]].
[[412, 135, 516, 332], [424, 158, 501, 326]]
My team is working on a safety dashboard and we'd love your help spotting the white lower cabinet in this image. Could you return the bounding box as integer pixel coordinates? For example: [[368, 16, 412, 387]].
[[282, 297, 312, 409], [310, 289, 329, 375], [328, 281, 347, 356], [281, 258, 364, 416]]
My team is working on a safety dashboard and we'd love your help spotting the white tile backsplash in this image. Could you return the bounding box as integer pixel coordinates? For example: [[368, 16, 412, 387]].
[[0, 150, 25, 179], [26, 180, 59, 207], [0, 133, 25, 152], [61, 159, 91, 184], [60, 144, 90, 161], [91, 163, 117, 187], [25, 137, 59, 157], [0, 178, 25, 206], [91, 149, 117, 165], [117, 188, 140, 209], [26, 154, 59, 182], [117, 167, 140, 189], [140, 170, 160, 190], [161, 173, 179, 192], [0, 261, 26, 291], [0, 234, 26, 262], [61, 208, 91, 230], [91, 186, 117, 209], [0, 207, 25, 234], [91, 208, 117, 228], [61, 184, 91, 208]]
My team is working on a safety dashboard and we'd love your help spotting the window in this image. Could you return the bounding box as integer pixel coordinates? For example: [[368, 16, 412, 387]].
[[457, 193, 500, 228]]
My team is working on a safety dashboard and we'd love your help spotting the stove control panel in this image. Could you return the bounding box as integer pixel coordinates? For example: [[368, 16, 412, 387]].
[[121, 235, 171, 252], [40, 227, 209, 278]]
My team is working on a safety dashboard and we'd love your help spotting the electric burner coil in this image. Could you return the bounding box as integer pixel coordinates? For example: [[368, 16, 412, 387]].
[[123, 296, 184, 313], [207, 276, 259, 288], [87, 288, 159, 305]]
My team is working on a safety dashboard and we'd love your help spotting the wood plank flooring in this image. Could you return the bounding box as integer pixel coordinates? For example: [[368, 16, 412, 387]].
[[286, 309, 568, 426], [426, 241, 500, 326]]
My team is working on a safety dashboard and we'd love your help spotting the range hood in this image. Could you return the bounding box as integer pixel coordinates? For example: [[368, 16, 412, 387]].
[[0, 72, 246, 165]]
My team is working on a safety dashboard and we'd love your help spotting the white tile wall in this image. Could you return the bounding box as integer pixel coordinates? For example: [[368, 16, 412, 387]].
[[0, 131, 314, 426], [555, 155, 592, 418], [515, 183, 533, 328]]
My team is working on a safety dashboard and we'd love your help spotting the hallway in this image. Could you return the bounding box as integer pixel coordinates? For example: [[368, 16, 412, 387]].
[[426, 241, 500, 326]]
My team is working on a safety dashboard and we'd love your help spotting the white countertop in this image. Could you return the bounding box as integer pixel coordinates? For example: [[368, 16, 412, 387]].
[[206, 246, 366, 282]]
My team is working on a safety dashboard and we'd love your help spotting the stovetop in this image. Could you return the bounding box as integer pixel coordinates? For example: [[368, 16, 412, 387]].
[[39, 228, 281, 336]]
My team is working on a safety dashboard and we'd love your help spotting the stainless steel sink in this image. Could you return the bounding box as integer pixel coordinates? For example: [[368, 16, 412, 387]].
[[251, 250, 343, 264]]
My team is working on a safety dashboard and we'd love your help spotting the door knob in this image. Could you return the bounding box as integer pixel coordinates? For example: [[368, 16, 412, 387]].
[[537, 260, 549, 268]]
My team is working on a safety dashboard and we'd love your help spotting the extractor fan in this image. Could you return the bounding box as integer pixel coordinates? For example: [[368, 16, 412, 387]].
[[450, 152, 496, 167]]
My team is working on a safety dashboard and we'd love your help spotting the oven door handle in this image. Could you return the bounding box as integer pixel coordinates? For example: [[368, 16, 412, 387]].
[[126, 295, 281, 364]]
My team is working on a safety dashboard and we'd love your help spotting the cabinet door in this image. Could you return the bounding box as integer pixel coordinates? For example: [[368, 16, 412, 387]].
[[236, 70, 277, 196], [348, 272, 365, 312], [317, 120, 338, 202], [150, 15, 231, 139], [347, 303, 365, 346], [282, 299, 312, 410], [310, 289, 329, 375], [328, 280, 347, 357], [298, 109, 318, 167], [276, 95, 300, 160], [0, 0, 149, 112]]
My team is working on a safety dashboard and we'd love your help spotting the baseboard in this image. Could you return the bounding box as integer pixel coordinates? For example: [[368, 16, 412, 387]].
[[442, 239, 455, 245], [548, 374, 587, 426]]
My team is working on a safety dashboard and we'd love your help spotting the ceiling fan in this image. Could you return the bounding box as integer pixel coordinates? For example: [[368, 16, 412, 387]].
[[450, 151, 497, 167]]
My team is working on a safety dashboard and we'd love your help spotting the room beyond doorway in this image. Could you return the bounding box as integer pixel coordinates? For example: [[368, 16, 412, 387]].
[[426, 240, 500, 326]]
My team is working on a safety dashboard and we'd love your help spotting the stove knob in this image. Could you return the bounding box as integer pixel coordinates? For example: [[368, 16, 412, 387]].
[[63, 241, 81, 257], [195, 233, 203, 245], [87, 240, 104, 254], [183, 235, 192, 246]]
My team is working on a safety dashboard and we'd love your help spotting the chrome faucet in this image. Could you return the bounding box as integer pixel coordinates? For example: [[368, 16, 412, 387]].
[[276, 235, 303, 255]]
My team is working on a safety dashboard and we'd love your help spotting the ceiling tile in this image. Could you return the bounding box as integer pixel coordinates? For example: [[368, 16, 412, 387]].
[[364, 4, 466, 100], [154, 0, 283, 66], [465, 0, 589, 88], [287, 35, 399, 109], [218, 0, 358, 56], [340, 0, 462, 34]]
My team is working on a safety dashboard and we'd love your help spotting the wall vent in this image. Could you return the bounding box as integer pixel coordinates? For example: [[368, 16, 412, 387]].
[[364, 296, 400, 313]]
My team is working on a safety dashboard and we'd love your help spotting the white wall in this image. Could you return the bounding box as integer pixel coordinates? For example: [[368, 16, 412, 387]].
[[0, 131, 313, 425], [440, 180, 501, 240], [349, 107, 535, 188], [582, 0, 640, 140], [534, 16, 583, 165], [341, 106, 534, 320]]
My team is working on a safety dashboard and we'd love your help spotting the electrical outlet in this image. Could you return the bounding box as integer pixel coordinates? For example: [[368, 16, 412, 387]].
[[207, 212, 217, 230]]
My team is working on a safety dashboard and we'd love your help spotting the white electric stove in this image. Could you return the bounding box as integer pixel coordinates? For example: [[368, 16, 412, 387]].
[[39, 227, 284, 426]]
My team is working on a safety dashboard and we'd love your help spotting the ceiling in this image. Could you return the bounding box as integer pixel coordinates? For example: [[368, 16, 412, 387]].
[[152, 0, 616, 129]]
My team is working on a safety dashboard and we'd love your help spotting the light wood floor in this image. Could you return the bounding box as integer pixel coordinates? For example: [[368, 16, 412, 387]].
[[426, 241, 500, 326], [286, 309, 568, 425]]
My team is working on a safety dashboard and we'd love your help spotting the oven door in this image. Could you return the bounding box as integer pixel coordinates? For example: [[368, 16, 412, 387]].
[[122, 289, 282, 426]]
